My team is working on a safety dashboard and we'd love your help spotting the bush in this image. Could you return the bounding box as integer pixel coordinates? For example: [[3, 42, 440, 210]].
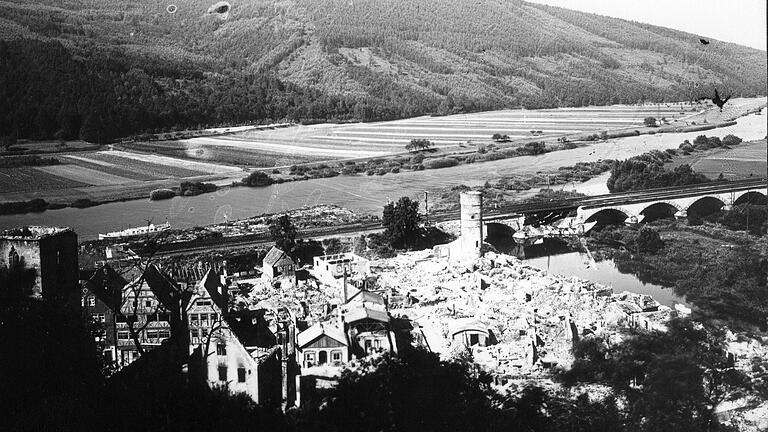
[[635, 227, 664, 254], [423, 157, 459, 169], [70, 198, 98, 209], [390, 167, 400, 174], [241, 171, 274, 187], [179, 181, 218, 196], [149, 189, 176, 200], [271, 169, 280, 174], [644, 117, 657, 127], [410, 153, 425, 164], [0, 199, 50, 215], [722, 134, 743, 146]]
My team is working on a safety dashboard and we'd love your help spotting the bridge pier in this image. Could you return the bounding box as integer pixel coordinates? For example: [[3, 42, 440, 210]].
[[674, 210, 687, 219]]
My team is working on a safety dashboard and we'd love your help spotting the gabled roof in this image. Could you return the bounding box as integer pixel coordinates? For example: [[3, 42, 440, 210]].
[[199, 268, 227, 310], [297, 322, 347, 348], [449, 318, 489, 337], [85, 264, 127, 308], [263, 246, 294, 267], [345, 306, 390, 324], [144, 264, 190, 310]]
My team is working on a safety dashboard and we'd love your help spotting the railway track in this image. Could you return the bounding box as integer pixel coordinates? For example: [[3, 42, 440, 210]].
[[147, 178, 766, 257]]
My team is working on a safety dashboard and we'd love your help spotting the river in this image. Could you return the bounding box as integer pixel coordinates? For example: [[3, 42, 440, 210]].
[[525, 250, 688, 308], [1, 112, 765, 240]]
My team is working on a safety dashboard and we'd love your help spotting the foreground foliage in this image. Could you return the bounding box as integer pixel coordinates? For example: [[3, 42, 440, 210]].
[[561, 318, 756, 432]]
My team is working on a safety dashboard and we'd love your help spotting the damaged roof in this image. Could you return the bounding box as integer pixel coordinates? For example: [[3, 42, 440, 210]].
[[344, 306, 390, 323], [224, 309, 276, 348]]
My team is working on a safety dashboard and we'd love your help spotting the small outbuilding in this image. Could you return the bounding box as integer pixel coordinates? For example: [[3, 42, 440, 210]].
[[262, 246, 296, 286], [449, 318, 493, 347], [297, 323, 348, 368]]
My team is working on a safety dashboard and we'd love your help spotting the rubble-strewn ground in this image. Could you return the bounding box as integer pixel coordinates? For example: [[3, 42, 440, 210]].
[[365, 248, 768, 431], [376, 250, 674, 377]]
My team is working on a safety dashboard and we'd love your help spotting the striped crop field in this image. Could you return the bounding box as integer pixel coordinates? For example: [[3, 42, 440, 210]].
[[0, 150, 242, 194], [177, 104, 694, 163]]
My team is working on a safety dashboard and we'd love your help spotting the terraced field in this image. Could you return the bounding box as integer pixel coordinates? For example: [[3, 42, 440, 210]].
[[0, 167, 88, 192], [684, 139, 768, 180], [171, 104, 694, 163], [0, 150, 242, 194]]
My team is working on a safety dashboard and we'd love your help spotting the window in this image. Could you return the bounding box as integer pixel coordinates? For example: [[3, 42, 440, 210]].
[[210, 313, 218, 322], [81, 297, 86, 307], [158, 312, 170, 322], [88, 297, 96, 307], [331, 350, 342, 362], [145, 300, 152, 308], [147, 330, 159, 340], [469, 333, 479, 346], [92, 313, 106, 323], [158, 330, 170, 339], [218, 366, 227, 382], [117, 331, 130, 340], [191, 329, 199, 339], [304, 352, 316, 368], [237, 368, 246, 383], [191, 314, 199, 324], [196, 300, 211, 307], [217, 343, 227, 356]]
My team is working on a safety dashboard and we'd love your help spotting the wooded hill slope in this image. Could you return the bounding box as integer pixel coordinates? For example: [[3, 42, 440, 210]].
[[0, 0, 765, 142]]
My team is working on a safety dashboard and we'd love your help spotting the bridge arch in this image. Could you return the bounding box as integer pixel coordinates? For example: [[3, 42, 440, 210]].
[[584, 208, 630, 226], [733, 191, 768, 206], [686, 196, 726, 219], [639, 202, 680, 222], [484, 222, 516, 239]]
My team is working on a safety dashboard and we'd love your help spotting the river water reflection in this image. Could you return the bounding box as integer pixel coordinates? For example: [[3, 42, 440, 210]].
[[521, 244, 688, 308], [0, 112, 765, 240]]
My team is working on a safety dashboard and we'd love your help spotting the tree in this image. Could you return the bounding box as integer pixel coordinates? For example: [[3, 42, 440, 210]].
[[382, 196, 423, 249], [0, 134, 16, 151], [722, 134, 743, 146], [269, 214, 297, 252], [408, 138, 432, 151], [635, 226, 664, 254], [561, 318, 753, 432], [302, 348, 495, 432], [241, 171, 274, 187], [644, 117, 658, 127]]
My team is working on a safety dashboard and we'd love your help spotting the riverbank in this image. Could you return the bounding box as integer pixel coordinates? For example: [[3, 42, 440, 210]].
[[582, 220, 768, 330], [1, 99, 763, 216]]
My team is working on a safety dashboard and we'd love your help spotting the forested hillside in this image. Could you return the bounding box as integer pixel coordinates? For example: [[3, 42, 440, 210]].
[[0, 0, 765, 142]]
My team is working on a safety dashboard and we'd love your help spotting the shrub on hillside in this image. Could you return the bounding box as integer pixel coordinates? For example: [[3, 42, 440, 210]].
[[149, 189, 176, 200], [241, 171, 274, 187], [423, 157, 459, 169]]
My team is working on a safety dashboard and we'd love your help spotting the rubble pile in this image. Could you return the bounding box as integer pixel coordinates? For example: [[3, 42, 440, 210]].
[[377, 250, 674, 377]]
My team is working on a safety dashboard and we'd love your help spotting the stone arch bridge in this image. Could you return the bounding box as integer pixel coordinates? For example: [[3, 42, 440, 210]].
[[575, 182, 767, 225]]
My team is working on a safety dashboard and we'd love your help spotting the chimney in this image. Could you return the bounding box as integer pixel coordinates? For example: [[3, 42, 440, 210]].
[[342, 268, 348, 303]]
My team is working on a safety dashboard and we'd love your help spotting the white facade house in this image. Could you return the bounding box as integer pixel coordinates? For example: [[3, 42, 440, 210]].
[[297, 322, 348, 368]]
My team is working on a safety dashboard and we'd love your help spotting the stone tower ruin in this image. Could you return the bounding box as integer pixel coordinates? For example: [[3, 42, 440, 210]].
[[459, 191, 483, 259]]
